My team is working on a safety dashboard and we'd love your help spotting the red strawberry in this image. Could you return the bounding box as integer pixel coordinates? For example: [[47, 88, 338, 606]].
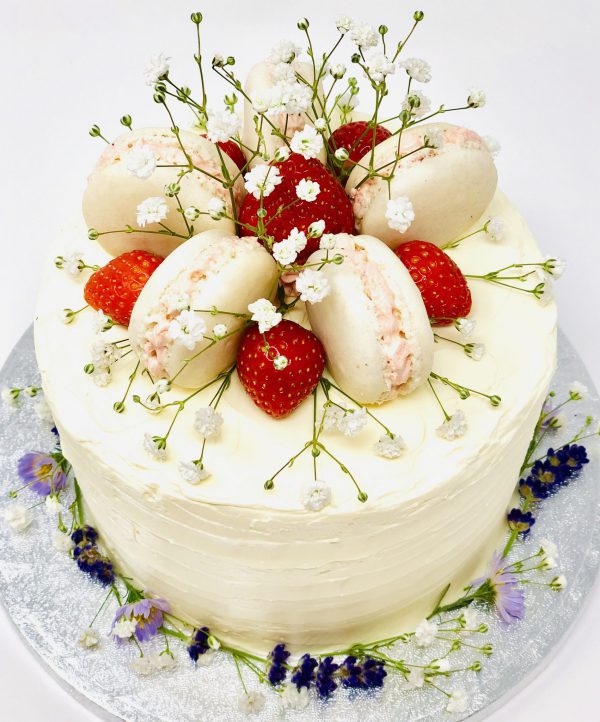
[[237, 320, 325, 418], [217, 139, 247, 172], [84, 250, 163, 326], [395, 241, 472, 325], [238, 154, 354, 264], [328, 121, 392, 175]]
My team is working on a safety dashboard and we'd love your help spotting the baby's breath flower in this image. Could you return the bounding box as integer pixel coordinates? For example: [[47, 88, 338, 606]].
[[268, 40, 301, 65], [314, 118, 327, 131], [535, 277, 554, 306], [143, 53, 171, 86], [455, 317, 476, 337], [194, 407, 223, 438], [53, 530, 74, 553], [330, 63, 346, 79], [248, 298, 282, 333], [167, 310, 207, 350], [320, 233, 337, 251], [206, 108, 241, 143], [543, 255, 566, 279], [569, 381, 587, 400], [301, 479, 332, 512], [482, 135, 501, 157], [207, 197, 227, 220], [287, 228, 308, 253], [334, 147, 349, 162], [136, 196, 168, 227], [4, 504, 33, 533], [424, 127, 444, 149], [45, 495, 63, 516], [402, 89, 431, 118], [244, 164, 282, 199], [374, 433, 406, 459], [349, 21, 379, 49], [238, 691, 266, 715], [143, 433, 167, 461], [385, 196, 415, 233], [179, 461, 209, 484], [336, 15, 353, 34], [274, 146, 291, 162], [414, 619, 438, 647], [92, 371, 111, 387], [446, 689, 469, 714], [484, 217, 505, 242], [93, 310, 114, 333], [280, 684, 310, 710], [272, 238, 298, 266], [62, 252, 84, 276], [296, 178, 320, 202], [550, 575, 567, 591], [337, 407, 368, 437], [406, 667, 425, 689], [296, 269, 330, 304], [323, 404, 344, 431], [126, 144, 157, 179], [540, 538, 559, 559], [154, 379, 171, 395], [212, 323, 228, 339], [2, 387, 20, 409], [307, 220, 325, 239], [78, 629, 100, 649], [437, 409, 467, 441], [363, 49, 395, 83], [184, 205, 201, 221], [290, 126, 324, 160], [468, 88, 486, 108], [465, 342, 485, 361], [272, 355, 289, 371], [399, 57, 432, 83]]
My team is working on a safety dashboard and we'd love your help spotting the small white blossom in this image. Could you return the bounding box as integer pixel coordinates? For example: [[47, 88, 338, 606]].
[[212, 323, 228, 339], [551, 575, 567, 590], [569, 381, 587, 400], [485, 217, 506, 242], [455, 317, 476, 337], [266, 81, 312, 115], [337, 90, 359, 110], [143, 53, 170, 85], [330, 63, 347, 79], [78, 629, 100, 649], [184, 206, 200, 221], [466, 343, 485, 361], [168, 310, 207, 350], [63, 252, 84, 276], [153, 379, 170, 396], [385, 196, 415, 233], [447, 689, 469, 714], [92, 310, 113, 333], [468, 88, 486, 107], [320, 233, 337, 251], [541, 556, 557, 570], [273, 146, 291, 162], [338, 407, 368, 437], [540, 538, 559, 560], [2, 387, 20, 409], [374, 433, 406, 459], [437, 409, 468, 441], [336, 15, 353, 34], [307, 219, 325, 238], [92, 371, 111, 387], [399, 57, 431, 83], [271, 63, 297, 85], [91, 338, 120, 370], [194, 407, 223, 438], [4, 504, 32, 533], [349, 21, 379, 48], [244, 164, 282, 199], [126, 144, 157, 180], [544, 255, 566, 279], [536, 276, 554, 306], [252, 94, 270, 114], [334, 147, 349, 162], [461, 608, 481, 628], [268, 40, 301, 65], [34, 398, 54, 425], [415, 619, 438, 647], [52, 530, 74, 553], [131, 652, 177, 676], [296, 268, 330, 304], [136, 196, 168, 227], [196, 649, 216, 666], [406, 667, 425, 689], [113, 617, 137, 639], [402, 90, 431, 119], [482, 135, 501, 157], [424, 127, 444, 149], [364, 49, 395, 83], [281, 684, 310, 710], [272, 238, 298, 266], [296, 178, 321, 202], [179, 461, 210, 484], [238, 691, 266, 715], [290, 125, 324, 160], [60, 308, 75, 324], [207, 196, 227, 220], [313, 118, 327, 132], [24, 386, 37, 397], [323, 404, 344, 431], [143, 433, 167, 461], [273, 355, 289, 371], [206, 108, 241, 143], [44, 495, 63, 516], [301, 479, 332, 512], [287, 228, 308, 253], [248, 298, 282, 333]]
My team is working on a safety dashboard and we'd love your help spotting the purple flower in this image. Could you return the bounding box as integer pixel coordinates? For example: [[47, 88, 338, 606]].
[[291, 653, 318, 689], [507, 508, 535, 535], [112, 597, 171, 642], [267, 643, 290, 686], [188, 626, 211, 662], [472, 552, 525, 624], [316, 656, 339, 698], [17, 452, 67, 496]]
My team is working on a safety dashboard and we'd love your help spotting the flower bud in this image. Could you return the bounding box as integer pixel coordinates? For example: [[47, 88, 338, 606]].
[[351, 53, 361, 64], [190, 11, 203, 24], [273, 146, 291, 162], [84, 363, 95, 375], [378, 24, 388, 35], [88, 228, 99, 240], [257, 208, 268, 218], [334, 147, 349, 162], [164, 182, 180, 197], [184, 206, 201, 221], [226, 56, 236, 66], [54, 256, 65, 269], [264, 479, 274, 490], [89, 124, 102, 137], [414, 10, 424, 21], [120, 115, 132, 128], [113, 401, 125, 414], [297, 17, 309, 30], [212, 54, 226, 68], [153, 92, 165, 104]]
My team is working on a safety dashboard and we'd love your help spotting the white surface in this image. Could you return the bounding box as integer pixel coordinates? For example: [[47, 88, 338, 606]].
[[0, 0, 598, 719]]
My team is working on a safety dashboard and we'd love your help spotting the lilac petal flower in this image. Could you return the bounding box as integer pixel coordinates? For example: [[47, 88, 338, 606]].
[[471, 552, 525, 624], [17, 452, 67, 496], [112, 597, 171, 643]]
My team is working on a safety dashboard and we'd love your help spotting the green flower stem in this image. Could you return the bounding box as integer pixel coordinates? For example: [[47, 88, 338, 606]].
[[430, 372, 501, 406], [316, 441, 367, 502], [214, 143, 239, 224], [113, 361, 139, 413], [427, 377, 450, 422], [94, 227, 190, 240], [73, 478, 85, 526], [265, 442, 312, 490], [192, 308, 250, 318], [392, 16, 421, 62], [88, 587, 115, 629], [502, 497, 532, 558], [441, 225, 485, 250], [169, 324, 247, 384], [194, 22, 208, 110], [320, 378, 394, 436]]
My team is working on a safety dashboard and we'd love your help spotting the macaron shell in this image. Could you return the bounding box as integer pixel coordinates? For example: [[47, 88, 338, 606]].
[[82, 128, 244, 258], [129, 230, 278, 389], [242, 61, 326, 166], [346, 123, 497, 249], [305, 234, 434, 404]]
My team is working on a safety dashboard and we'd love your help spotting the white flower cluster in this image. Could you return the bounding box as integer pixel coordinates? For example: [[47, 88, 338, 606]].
[[301, 479, 332, 512], [244, 164, 282, 199], [62, 252, 84, 276], [363, 49, 395, 83], [206, 108, 241, 143], [143, 433, 167, 461], [143, 53, 170, 86], [3, 503, 33, 533], [126, 144, 157, 180], [253, 72, 312, 117], [207, 197, 227, 220], [272, 227, 308, 266], [136, 196, 168, 227], [290, 126, 324, 160], [402, 89, 431, 119], [374, 433, 406, 459], [168, 309, 207, 350], [484, 217, 505, 242], [324, 404, 368, 437], [295, 178, 320, 201], [436, 409, 468, 441], [238, 691, 266, 715], [295, 268, 330, 304], [349, 21, 379, 49], [399, 57, 431, 83], [248, 298, 282, 333], [130, 652, 177, 676], [385, 196, 415, 233], [268, 40, 301, 65], [194, 407, 223, 438], [90, 338, 121, 386], [414, 618, 438, 647], [179, 461, 210, 484]]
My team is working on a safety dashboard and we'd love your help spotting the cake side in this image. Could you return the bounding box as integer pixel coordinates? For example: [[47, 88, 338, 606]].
[[34, 190, 557, 652]]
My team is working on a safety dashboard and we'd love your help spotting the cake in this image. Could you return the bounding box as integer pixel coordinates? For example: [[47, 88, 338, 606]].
[[31, 10, 560, 665]]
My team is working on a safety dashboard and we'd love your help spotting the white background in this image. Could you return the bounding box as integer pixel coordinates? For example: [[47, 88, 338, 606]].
[[1, 0, 599, 719]]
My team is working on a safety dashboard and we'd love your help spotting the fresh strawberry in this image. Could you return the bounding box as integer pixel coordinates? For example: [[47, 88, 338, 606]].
[[217, 139, 247, 171], [328, 121, 392, 175], [237, 320, 325, 418], [238, 154, 354, 264], [395, 241, 472, 325], [84, 250, 163, 326]]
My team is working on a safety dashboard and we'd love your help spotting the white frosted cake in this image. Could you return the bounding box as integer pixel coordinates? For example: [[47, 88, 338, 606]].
[[31, 11, 560, 659]]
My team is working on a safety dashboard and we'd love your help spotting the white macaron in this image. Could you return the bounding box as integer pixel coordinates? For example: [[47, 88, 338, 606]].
[[83, 128, 245, 258], [242, 61, 326, 165], [305, 234, 434, 404], [345, 123, 497, 249], [129, 229, 278, 389]]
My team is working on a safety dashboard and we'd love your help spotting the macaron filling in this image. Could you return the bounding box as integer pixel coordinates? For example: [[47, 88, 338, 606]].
[[136, 236, 257, 379]]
